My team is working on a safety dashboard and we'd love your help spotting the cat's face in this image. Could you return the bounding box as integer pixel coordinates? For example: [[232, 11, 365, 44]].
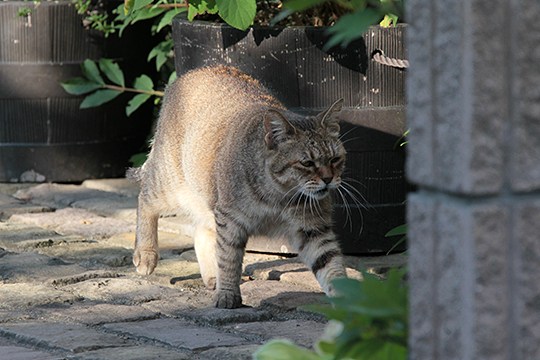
[[264, 100, 346, 200]]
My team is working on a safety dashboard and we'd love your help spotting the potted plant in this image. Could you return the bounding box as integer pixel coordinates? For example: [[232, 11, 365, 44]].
[[0, 0, 156, 182], [63, 0, 408, 254]]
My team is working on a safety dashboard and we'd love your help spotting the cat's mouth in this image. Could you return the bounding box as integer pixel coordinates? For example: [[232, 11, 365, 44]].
[[310, 187, 330, 199]]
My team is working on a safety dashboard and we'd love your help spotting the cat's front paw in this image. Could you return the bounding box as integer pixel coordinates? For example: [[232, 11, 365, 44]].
[[214, 289, 242, 309], [133, 249, 159, 275]]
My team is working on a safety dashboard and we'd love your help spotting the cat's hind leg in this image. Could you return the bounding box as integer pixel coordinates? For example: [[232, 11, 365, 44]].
[[193, 225, 218, 289], [133, 195, 160, 275], [292, 227, 346, 296]]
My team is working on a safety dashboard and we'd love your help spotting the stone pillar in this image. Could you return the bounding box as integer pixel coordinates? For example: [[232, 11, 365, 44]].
[[406, 1, 540, 359]]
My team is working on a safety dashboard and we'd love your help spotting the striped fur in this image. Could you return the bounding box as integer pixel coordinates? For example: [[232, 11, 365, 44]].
[[132, 66, 347, 308]]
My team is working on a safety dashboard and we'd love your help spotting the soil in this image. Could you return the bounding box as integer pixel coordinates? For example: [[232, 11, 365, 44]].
[[253, 0, 345, 27], [196, 0, 347, 27]]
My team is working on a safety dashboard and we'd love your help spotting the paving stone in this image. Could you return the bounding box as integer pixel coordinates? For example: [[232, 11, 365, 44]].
[[227, 319, 325, 348], [240, 280, 328, 313], [34, 241, 133, 268], [0, 309, 45, 324], [176, 306, 272, 326], [197, 344, 260, 360], [106, 231, 194, 255], [10, 208, 136, 240], [72, 345, 190, 360], [13, 183, 128, 210], [0, 183, 35, 196], [13, 236, 89, 252], [0, 283, 81, 310], [0, 322, 131, 353], [141, 291, 214, 316], [345, 253, 408, 274], [61, 278, 179, 305], [50, 270, 123, 286], [152, 259, 202, 284], [0, 222, 87, 254], [81, 178, 140, 198], [70, 197, 137, 220], [0, 251, 86, 283], [0, 193, 52, 220], [46, 303, 159, 325], [103, 318, 250, 351], [243, 255, 362, 288], [0, 223, 65, 247], [244, 258, 306, 280], [0, 345, 60, 360], [177, 249, 198, 262]]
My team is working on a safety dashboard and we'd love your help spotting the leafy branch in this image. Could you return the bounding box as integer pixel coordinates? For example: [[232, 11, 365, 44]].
[[254, 269, 408, 360], [279, 0, 403, 49], [61, 59, 167, 116]]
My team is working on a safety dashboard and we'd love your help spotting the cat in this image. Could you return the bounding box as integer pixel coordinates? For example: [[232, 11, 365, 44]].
[[130, 65, 347, 309]]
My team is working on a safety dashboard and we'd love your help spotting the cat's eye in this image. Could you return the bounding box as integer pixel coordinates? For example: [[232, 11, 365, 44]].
[[330, 157, 342, 165], [300, 160, 316, 168]]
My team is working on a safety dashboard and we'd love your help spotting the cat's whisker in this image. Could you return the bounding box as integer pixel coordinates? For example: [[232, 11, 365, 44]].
[[340, 136, 363, 147], [279, 187, 303, 220], [340, 176, 367, 189], [337, 186, 365, 236], [338, 127, 359, 142], [336, 187, 353, 232], [276, 184, 302, 212], [340, 180, 372, 210]]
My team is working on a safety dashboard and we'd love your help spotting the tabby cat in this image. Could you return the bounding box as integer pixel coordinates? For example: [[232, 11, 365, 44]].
[[130, 65, 347, 308]]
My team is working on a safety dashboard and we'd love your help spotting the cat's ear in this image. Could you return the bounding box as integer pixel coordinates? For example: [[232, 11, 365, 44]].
[[319, 98, 344, 137], [264, 109, 296, 149]]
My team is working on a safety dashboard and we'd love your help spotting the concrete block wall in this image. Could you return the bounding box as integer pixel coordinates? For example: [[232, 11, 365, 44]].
[[406, 0, 540, 359]]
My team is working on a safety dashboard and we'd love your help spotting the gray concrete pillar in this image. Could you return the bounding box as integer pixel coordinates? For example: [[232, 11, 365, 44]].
[[406, 0, 540, 359]]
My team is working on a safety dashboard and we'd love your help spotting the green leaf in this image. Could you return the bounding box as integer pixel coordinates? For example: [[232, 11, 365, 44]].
[[148, 39, 173, 71], [82, 59, 105, 85], [129, 152, 147, 167], [216, 0, 256, 30], [133, 74, 154, 91], [325, 9, 382, 49], [130, 6, 167, 23], [167, 71, 177, 85], [133, 0, 153, 11], [385, 224, 407, 237], [187, 0, 218, 21], [98, 59, 125, 87], [157, 8, 185, 32], [347, 339, 407, 360], [380, 13, 399, 27], [61, 77, 102, 95], [80, 89, 122, 108], [253, 340, 321, 360], [315, 340, 338, 356], [126, 93, 151, 116]]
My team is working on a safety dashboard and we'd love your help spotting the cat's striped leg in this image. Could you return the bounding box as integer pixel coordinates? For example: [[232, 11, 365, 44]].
[[193, 225, 218, 289], [295, 227, 347, 296], [133, 197, 160, 275], [213, 206, 248, 309]]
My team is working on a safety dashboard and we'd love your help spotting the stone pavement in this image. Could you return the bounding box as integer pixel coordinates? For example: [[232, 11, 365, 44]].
[[0, 179, 406, 360]]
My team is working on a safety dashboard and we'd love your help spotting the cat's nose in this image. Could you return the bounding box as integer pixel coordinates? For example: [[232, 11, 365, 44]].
[[322, 177, 333, 185]]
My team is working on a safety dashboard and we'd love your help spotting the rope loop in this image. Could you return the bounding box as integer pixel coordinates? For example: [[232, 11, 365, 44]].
[[371, 49, 409, 69]]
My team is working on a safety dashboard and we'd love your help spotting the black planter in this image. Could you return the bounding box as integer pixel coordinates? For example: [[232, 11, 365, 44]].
[[0, 1, 154, 182], [172, 17, 408, 255]]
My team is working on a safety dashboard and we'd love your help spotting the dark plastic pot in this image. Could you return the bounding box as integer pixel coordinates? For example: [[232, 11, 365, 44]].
[[0, 1, 154, 182], [172, 16, 408, 255]]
